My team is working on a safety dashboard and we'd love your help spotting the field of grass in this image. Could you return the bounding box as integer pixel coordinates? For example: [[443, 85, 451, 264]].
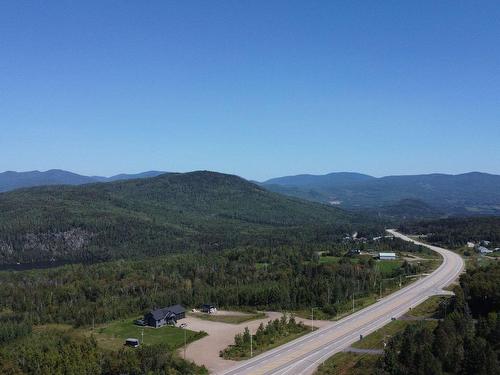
[[407, 295, 446, 318], [315, 351, 380, 375], [352, 320, 412, 350], [318, 256, 341, 264], [82, 318, 206, 351], [190, 312, 266, 324], [255, 262, 269, 270], [376, 260, 403, 276]]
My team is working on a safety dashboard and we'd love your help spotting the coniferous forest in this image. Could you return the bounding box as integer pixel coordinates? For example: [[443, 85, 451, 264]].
[[378, 263, 500, 375]]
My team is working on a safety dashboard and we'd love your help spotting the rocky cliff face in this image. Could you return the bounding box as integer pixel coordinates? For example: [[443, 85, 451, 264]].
[[1, 228, 93, 263]]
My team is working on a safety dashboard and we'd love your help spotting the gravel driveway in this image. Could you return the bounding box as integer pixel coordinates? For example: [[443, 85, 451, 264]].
[[179, 311, 329, 373]]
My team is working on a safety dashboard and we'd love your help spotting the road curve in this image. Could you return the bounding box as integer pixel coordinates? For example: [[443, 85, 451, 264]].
[[219, 229, 464, 375]]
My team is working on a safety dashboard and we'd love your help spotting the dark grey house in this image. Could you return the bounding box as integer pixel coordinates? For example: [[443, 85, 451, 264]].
[[144, 304, 186, 328]]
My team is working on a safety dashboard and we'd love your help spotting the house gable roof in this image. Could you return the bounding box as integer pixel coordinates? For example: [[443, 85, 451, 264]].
[[148, 304, 185, 321]]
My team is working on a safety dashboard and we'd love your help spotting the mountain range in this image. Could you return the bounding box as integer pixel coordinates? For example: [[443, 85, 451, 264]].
[[260, 171, 500, 216], [1, 169, 499, 219], [0, 169, 166, 192], [0, 171, 372, 265]]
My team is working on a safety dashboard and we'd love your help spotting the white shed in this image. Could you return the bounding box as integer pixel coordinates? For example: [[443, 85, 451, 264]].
[[379, 252, 397, 260]]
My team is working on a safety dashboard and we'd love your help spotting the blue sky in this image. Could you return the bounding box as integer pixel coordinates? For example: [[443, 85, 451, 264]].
[[1, 1, 499, 181]]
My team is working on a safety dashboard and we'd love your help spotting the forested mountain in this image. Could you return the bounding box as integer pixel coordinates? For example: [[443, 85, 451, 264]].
[[0, 169, 166, 192], [0, 171, 377, 265], [261, 172, 500, 216]]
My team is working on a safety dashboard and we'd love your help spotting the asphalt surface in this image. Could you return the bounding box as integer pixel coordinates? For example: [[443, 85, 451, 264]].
[[219, 229, 464, 375]]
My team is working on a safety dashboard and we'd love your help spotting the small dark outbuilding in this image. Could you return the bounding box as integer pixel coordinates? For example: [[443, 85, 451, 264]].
[[144, 304, 186, 328]]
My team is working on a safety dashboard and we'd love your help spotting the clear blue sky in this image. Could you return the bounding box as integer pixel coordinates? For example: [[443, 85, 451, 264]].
[[1, 1, 499, 181]]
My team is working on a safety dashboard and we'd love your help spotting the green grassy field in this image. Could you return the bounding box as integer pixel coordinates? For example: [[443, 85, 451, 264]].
[[255, 262, 269, 269], [315, 351, 380, 375], [376, 260, 403, 276], [86, 318, 206, 351], [407, 295, 446, 318], [190, 312, 266, 324], [318, 256, 341, 264]]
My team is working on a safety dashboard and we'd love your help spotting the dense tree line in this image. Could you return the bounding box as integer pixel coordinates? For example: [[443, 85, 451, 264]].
[[378, 263, 500, 375], [0, 313, 31, 345], [0, 240, 422, 327], [0, 330, 207, 375], [400, 216, 500, 249]]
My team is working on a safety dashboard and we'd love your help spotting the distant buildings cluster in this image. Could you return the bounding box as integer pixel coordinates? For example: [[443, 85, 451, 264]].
[[467, 240, 499, 255]]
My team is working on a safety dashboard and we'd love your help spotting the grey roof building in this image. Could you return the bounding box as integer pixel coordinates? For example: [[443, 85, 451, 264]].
[[144, 304, 186, 328]]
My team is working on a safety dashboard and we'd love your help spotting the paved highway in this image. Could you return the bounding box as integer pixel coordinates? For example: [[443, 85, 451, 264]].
[[219, 229, 464, 375]]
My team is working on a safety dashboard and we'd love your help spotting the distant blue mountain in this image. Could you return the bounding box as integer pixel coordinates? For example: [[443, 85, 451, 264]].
[[261, 171, 500, 216], [95, 171, 167, 182], [264, 172, 375, 187], [0, 169, 167, 192]]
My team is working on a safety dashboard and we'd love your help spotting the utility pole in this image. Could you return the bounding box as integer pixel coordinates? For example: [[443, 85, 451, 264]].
[[250, 332, 253, 358], [184, 329, 187, 359], [311, 307, 314, 331], [352, 292, 355, 313], [380, 280, 382, 299], [141, 329, 144, 345], [311, 307, 318, 331]]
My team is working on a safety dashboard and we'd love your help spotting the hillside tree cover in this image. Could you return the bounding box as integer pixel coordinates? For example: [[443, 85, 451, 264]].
[[0, 239, 422, 327], [378, 263, 500, 375], [0, 331, 207, 375], [0, 171, 381, 265]]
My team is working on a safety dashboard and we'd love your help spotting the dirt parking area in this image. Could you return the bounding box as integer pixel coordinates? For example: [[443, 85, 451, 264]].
[[180, 311, 330, 373]]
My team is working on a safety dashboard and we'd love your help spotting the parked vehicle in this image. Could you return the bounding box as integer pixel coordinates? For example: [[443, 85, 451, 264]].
[[125, 338, 140, 348]]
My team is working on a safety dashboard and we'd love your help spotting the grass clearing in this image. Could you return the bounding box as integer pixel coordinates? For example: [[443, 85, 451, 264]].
[[80, 318, 206, 351], [352, 320, 410, 349], [406, 295, 447, 318], [255, 262, 269, 269], [377, 260, 403, 276], [318, 256, 341, 264], [315, 351, 380, 375]]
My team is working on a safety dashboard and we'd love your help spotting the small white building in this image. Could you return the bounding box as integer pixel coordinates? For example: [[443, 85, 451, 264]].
[[467, 242, 475, 248], [379, 252, 397, 260]]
